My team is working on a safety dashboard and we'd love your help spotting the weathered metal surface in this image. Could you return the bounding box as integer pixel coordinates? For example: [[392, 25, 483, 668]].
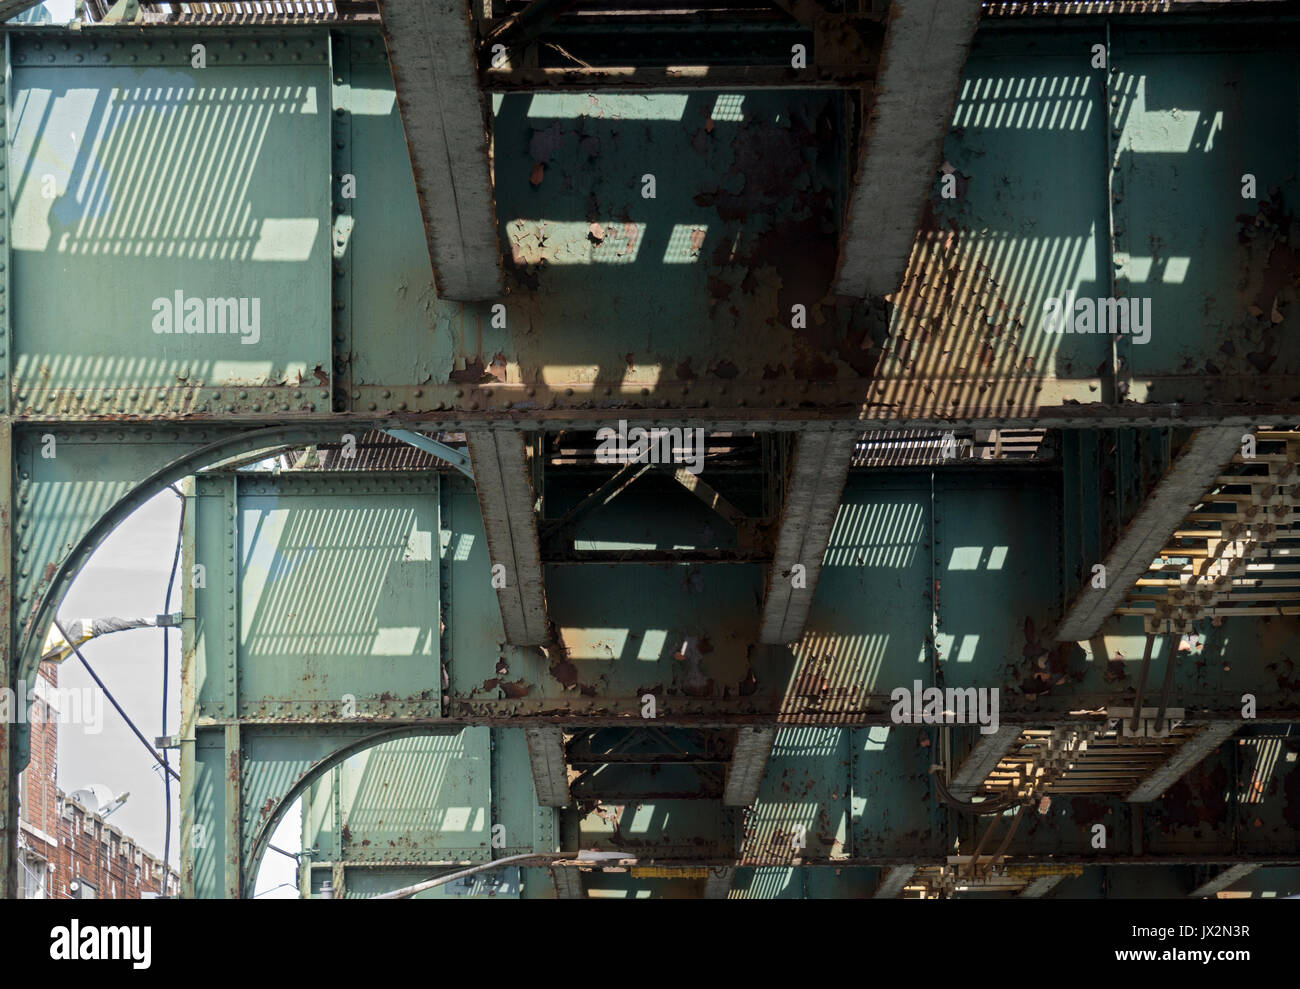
[[1075, 616, 1300, 718], [465, 431, 548, 644], [481, 66, 875, 92], [1187, 862, 1257, 897], [760, 431, 856, 643], [0, 25, 1295, 424], [1058, 427, 1241, 640], [949, 724, 1020, 800], [934, 473, 1063, 692], [1019, 874, 1065, 898], [184, 723, 459, 897], [1112, 29, 1300, 401], [834, 0, 983, 298], [741, 726, 935, 864], [12, 8, 1300, 901], [702, 865, 734, 898], [576, 799, 738, 857], [723, 726, 776, 806], [1204, 865, 1300, 898], [300, 730, 553, 866], [378, 0, 503, 301], [551, 865, 582, 898], [874, 864, 917, 898], [191, 472, 440, 722], [1127, 721, 1237, 802], [0, 419, 12, 899], [11, 425, 338, 696], [524, 725, 569, 806], [9, 34, 332, 417], [0, 2, 41, 20]]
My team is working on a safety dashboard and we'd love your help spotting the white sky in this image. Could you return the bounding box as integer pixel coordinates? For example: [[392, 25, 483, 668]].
[[57, 488, 301, 898]]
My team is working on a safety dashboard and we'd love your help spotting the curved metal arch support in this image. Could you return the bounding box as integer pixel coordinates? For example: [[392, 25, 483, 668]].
[[182, 723, 461, 899], [12, 422, 367, 690]]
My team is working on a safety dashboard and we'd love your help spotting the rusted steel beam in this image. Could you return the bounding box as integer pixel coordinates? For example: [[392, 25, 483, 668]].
[[1019, 875, 1065, 898], [703, 866, 735, 899], [948, 725, 1021, 800], [759, 431, 856, 644], [1126, 721, 1238, 803], [658, 466, 748, 530], [465, 431, 550, 645], [722, 726, 777, 806], [378, 0, 504, 301], [552, 866, 583, 898], [543, 548, 772, 564], [483, 0, 581, 51], [541, 461, 652, 541], [524, 726, 570, 807], [0, 1, 40, 19], [874, 865, 917, 898], [833, 0, 983, 297], [1188, 863, 1257, 898], [482, 65, 875, 91], [1056, 428, 1245, 642]]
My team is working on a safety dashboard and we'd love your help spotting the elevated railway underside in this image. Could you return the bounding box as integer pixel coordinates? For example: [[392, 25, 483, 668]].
[[3, 0, 1300, 899]]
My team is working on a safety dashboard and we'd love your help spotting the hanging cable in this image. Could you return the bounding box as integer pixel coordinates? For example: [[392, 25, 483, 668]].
[[929, 764, 1022, 815], [161, 484, 185, 877], [54, 617, 179, 782]]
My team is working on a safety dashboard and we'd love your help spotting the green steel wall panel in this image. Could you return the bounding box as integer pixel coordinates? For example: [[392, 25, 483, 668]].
[[192, 471, 440, 721], [934, 475, 1062, 692], [794, 475, 933, 715], [745, 726, 849, 860], [300, 728, 556, 868], [1113, 35, 1300, 392], [305, 731, 495, 864], [9, 50, 332, 413]]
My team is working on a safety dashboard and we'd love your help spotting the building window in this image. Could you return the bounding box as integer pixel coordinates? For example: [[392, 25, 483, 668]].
[[19, 853, 47, 899], [69, 878, 96, 900]]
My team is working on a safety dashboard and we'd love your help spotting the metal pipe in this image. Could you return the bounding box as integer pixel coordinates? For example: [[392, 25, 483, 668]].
[[372, 850, 636, 899], [372, 853, 558, 899]]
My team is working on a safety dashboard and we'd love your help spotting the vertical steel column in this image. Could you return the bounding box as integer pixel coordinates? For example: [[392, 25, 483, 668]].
[[1, 30, 10, 421], [224, 724, 241, 898], [0, 419, 12, 899], [0, 32, 15, 898], [180, 480, 198, 898], [330, 32, 351, 416]]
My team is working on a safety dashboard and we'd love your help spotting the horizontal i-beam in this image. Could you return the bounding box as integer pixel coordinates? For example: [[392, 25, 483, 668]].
[[949, 724, 1021, 800], [723, 727, 777, 806], [760, 432, 857, 644], [833, 0, 984, 298], [0, 2, 42, 19], [874, 865, 916, 898], [1188, 863, 1257, 898], [524, 726, 570, 807], [1020, 875, 1065, 898], [465, 431, 549, 645], [379, 0, 504, 301], [552, 867, 583, 899], [1057, 428, 1244, 642], [1126, 721, 1238, 803], [703, 867, 735, 899]]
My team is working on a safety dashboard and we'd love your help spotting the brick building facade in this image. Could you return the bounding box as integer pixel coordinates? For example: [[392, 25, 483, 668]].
[[16, 660, 177, 899]]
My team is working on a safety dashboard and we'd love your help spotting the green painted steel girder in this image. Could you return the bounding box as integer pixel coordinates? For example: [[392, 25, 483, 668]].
[[0, 23, 1296, 426]]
